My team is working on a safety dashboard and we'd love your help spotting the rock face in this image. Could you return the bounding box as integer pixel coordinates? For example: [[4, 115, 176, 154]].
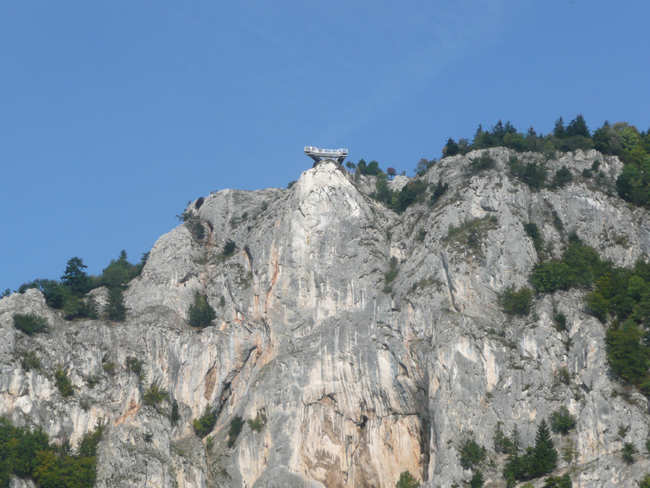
[[1, 148, 650, 487]]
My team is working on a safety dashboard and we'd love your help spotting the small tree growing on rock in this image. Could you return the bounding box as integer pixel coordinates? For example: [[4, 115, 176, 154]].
[[188, 292, 216, 328]]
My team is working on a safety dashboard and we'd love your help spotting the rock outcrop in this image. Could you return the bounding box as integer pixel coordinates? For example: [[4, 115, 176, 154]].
[[1, 148, 649, 487]]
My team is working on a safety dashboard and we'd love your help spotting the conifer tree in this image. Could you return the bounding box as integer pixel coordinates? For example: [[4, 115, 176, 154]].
[[106, 287, 126, 321], [532, 420, 557, 477]]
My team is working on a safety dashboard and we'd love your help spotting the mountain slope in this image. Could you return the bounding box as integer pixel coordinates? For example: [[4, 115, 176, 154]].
[[1, 148, 649, 487]]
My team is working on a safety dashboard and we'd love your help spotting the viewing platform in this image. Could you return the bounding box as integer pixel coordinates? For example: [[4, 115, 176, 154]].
[[304, 146, 348, 164]]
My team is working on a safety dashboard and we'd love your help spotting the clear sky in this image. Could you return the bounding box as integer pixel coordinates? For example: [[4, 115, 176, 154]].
[[1, 0, 649, 291]]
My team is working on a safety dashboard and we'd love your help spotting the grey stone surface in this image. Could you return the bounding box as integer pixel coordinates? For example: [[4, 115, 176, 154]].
[[1, 149, 649, 487]]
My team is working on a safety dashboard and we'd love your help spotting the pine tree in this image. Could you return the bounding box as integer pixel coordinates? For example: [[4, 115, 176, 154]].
[[553, 117, 565, 138], [106, 287, 126, 321], [532, 420, 557, 477], [61, 257, 90, 295], [566, 114, 590, 138]]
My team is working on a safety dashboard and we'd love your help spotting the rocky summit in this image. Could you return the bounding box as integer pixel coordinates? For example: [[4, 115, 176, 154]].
[[2, 147, 650, 487]]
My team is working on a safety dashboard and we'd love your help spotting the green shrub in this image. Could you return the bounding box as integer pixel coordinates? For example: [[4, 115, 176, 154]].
[[393, 180, 428, 213], [494, 422, 514, 454], [126, 357, 144, 381], [640, 474, 650, 488], [143, 382, 168, 407], [531, 238, 609, 293], [499, 287, 533, 316], [429, 180, 449, 206], [227, 416, 244, 447], [384, 257, 399, 288], [557, 366, 571, 385], [13, 313, 48, 335], [622, 442, 637, 464], [552, 166, 573, 188], [470, 470, 484, 488], [20, 350, 41, 371], [248, 412, 267, 432], [444, 216, 498, 254], [222, 239, 237, 257], [553, 311, 567, 331], [188, 292, 217, 328], [395, 471, 420, 488], [523, 222, 544, 255], [550, 406, 576, 435], [193, 408, 217, 438], [543, 474, 572, 488], [467, 153, 496, 174], [508, 156, 547, 189], [458, 437, 486, 469], [606, 320, 647, 384], [102, 361, 116, 376], [55, 368, 74, 397], [170, 400, 180, 426]]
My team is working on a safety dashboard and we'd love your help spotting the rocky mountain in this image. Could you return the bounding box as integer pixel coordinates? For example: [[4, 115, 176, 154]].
[[1, 147, 649, 487]]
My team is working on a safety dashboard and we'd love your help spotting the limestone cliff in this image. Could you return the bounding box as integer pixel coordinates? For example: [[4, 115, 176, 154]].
[[1, 148, 649, 487]]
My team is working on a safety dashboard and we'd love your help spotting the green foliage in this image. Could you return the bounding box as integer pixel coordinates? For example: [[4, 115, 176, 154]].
[[508, 156, 547, 190], [429, 179, 449, 206], [13, 313, 48, 335], [467, 153, 496, 175], [170, 400, 180, 426], [503, 420, 557, 483], [543, 474, 572, 488], [186, 217, 205, 241], [20, 350, 41, 371], [523, 222, 544, 256], [552, 166, 573, 188], [549, 406, 576, 435], [470, 471, 484, 488], [102, 361, 116, 376], [227, 416, 244, 447], [1, 288, 10, 298], [499, 286, 533, 316], [394, 180, 428, 213], [106, 287, 126, 321], [445, 117, 650, 207], [622, 442, 637, 464], [188, 292, 217, 328], [193, 408, 217, 439], [606, 320, 647, 384], [458, 437, 486, 470], [61, 257, 91, 295], [553, 311, 567, 331], [143, 382, 168, 408], [384, 256, 399, 290], [100, 250, 141, 288], [222, 239, 237, 257], [639, 474, 650, 488], [126, 357, 144, 381], [445, 216, 498, 254], [395, 471, 420, 488], [494, 422, 515, 454], [531, 237, 609, 293], [248, 412, 267, 432], [0, 418, 102, 488], [63, 295, 97, 321], [55, 368, 74, 397], [443, 138, 461, 157]]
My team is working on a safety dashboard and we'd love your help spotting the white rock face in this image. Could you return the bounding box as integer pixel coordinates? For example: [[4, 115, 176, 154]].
[[1, 152, 650, 487]]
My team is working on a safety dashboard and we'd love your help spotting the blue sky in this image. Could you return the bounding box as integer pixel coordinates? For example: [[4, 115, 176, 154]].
[[1, 0, 649, 291]]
